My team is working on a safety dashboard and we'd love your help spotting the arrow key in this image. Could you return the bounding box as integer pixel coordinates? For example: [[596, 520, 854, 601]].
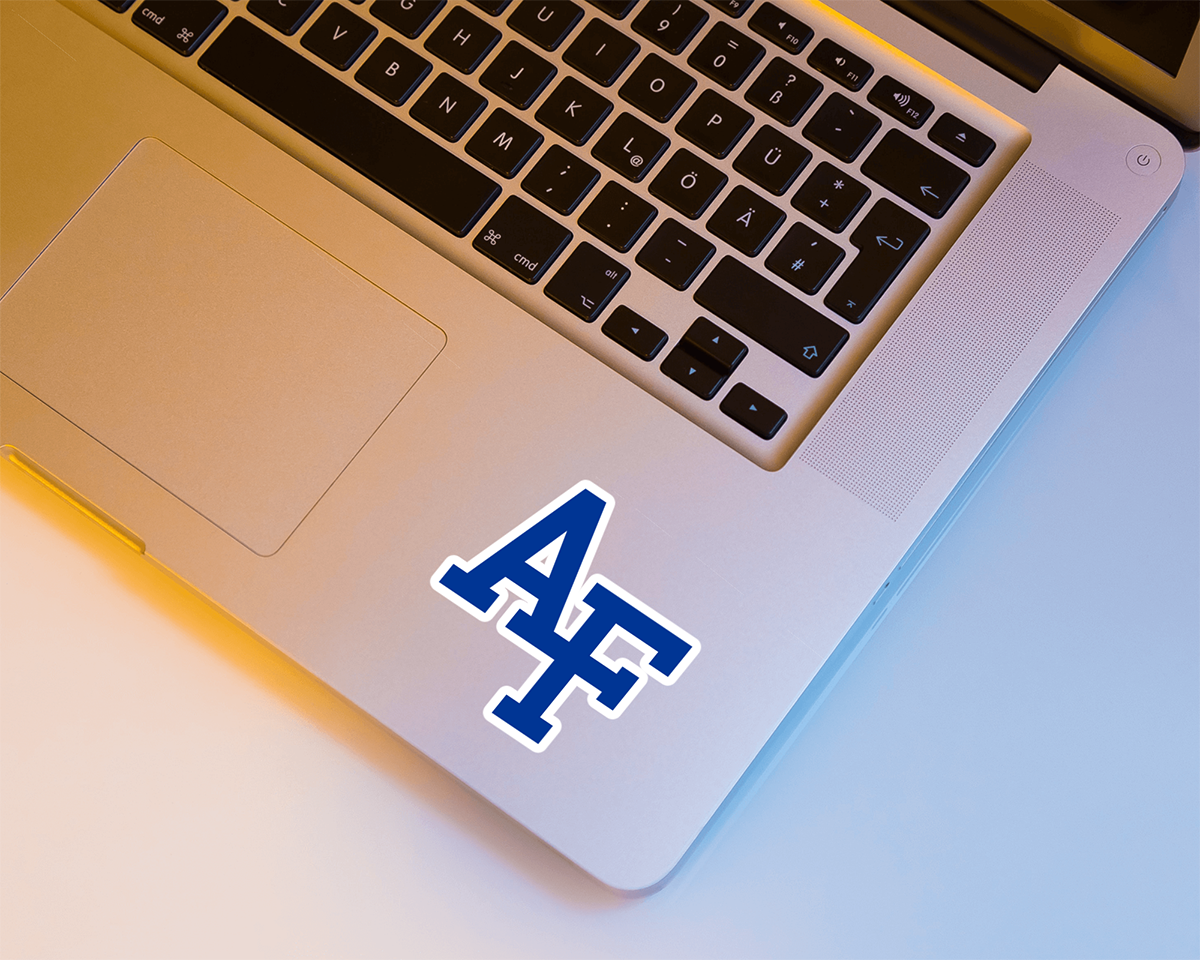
[[720, 383, 787, 439], [661, 343, 727, 399], [602, 305, 668, 360], [545, 241, 630, 321], [682, 317, 747, 373]]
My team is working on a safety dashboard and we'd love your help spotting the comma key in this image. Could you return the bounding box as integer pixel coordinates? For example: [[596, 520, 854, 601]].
[[473, 196, 572, 283]]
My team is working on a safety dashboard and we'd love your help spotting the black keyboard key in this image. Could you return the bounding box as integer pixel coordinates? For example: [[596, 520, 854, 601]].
[[868, 75, 933, 128], [544, 242, 630, 320], [703, 0, 753, 17], [248, 0, 319, 35], [806, 37, 871, 91], [619, 53, 696, 122], [410, 72, 488, 140], [100, 0, 136, 11], [675, 89, 753, 158], [480, 40, 557, 109], [355, 37, 431, 104], [603, 306, 668, 360], [591, 112, 670, 181], [733, 126, 810, 195], [748, 2, 811, 53], [521, 143, 599, 213], [424, 5, 501, 72], [706, 184, 783, 256], [588, 0, 637, 19], [720, 383, 786, 438], [132, 0, 227, 55], [507, 0, 583, 50], [791, 161, 869, 232], [302, 2, 377, 69], [649, 148, 727, 219], [636, 218, 715, 289], [474, 195, 571, 281], [535, 77, 612, 144], [661, 344, 726, 399], [369, 0, 444, 38], [578, 182, 657, 251], [687, 22, 763, 89], [861, 128, 969, 218], [199, 19, 500, 236], [802, 92, 880, 162], [824, 198, 928, 323], [682, 317, 746, 373], [745, 58, 822, 126], [632, 1, 708, 55], [695, 257, 847, 376], [563, 18, 639, 86], [466, 107, 542, 176], [929, 113, 995, 167], [470, 0, 511, 14], [764, 221, 844, 294]]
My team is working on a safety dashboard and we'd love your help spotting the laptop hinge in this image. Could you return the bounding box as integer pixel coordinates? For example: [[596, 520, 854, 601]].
[[883, 0, 1060, 91]]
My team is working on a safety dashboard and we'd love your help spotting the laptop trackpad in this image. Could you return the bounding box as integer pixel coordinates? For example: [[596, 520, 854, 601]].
[[0, 139, 445, 556]]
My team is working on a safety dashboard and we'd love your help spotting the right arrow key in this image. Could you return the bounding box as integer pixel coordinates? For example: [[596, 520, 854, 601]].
[[860, 128, 969, 219]]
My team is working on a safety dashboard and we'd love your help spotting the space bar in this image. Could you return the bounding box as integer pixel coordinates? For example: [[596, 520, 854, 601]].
[[198, 18, 500, 237]]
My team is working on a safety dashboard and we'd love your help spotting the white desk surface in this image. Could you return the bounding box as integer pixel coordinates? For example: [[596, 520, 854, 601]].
[[2, 150, 1196, 959]]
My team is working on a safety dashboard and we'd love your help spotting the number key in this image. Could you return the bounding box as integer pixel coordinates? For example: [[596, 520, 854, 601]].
[[687, 22, 764, 89], [632, 0, 709, 55]]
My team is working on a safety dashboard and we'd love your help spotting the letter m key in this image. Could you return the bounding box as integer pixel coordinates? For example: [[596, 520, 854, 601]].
[[431, 482, 700, 752]]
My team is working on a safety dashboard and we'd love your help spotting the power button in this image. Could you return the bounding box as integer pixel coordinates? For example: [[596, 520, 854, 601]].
[[1126, 144, 1161, 176]]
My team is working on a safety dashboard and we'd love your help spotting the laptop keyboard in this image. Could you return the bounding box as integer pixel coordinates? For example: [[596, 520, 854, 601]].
[[96, 0, 1027, 468]]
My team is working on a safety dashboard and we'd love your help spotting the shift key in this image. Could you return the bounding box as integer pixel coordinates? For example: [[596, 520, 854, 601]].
[[474, 196, 572, 283]]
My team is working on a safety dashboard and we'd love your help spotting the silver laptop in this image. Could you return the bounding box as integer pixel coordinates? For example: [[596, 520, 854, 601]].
[[1, 0, 1193, 890]]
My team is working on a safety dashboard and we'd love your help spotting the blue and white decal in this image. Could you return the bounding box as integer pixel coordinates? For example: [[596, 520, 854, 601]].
[[431, 481, 700, 752]]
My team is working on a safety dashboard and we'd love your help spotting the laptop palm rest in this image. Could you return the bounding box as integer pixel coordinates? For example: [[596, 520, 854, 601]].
[[0, 138, 445, 556]]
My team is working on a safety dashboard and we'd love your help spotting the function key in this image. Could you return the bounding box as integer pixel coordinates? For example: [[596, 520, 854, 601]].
[[733, 126, 811, 196], [676, 89, 754, 158], [355, 37, 431, 104], [410, 73, 487, 140], [507, 0, 584, 50], [703, 0, 754, 18], [535, 76, 612, 144], [682, 317, 747, 374], [591, 112, 671, 181], [807, 37, 872, 91], [521, 144, 599, 214], [603, 306, 668, 361], [424, 5, 501, 73], [473, 195, 572, 283], [248, 0, 319, 36], [929, 113, 995, 167], [369, 1, 444, 39], [867, 75, 933, 128], [803, 92, 880, 162], [764, 220, 844, 294], [579, 182, 658, 252], [706, 185, 785, 256], [748, 2, 812, 53], [465, 108, 543, 176], [587, 0, 637, 18], [687, 22, 764, 89], [635, 218, 715, 290], [860, 128, 969, 218], [694, 257, 847, 376], [791, 161, 870, 233], [745, 58, 822, 126], [720, 383, 787, 439], [545, 242, 630, 321], [302, 3, 377, 70], [649, 149, 727, 219], [619, 53, 697, 123], [132, 0, 227, 56], [824, 197, 928, 323], [563, 18, 640, 86], [480, 40, 557, 109], [632, 1, 709, 55]]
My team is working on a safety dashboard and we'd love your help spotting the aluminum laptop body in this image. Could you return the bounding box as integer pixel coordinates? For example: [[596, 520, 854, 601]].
[[0, 0, 1186, 890]]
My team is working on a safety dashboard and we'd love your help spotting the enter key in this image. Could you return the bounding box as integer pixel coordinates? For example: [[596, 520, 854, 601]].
[[824, 198, 929, 324]]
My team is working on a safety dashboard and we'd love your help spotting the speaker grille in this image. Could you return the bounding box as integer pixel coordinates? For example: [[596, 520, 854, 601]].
[[801, 162, 1120, 520]]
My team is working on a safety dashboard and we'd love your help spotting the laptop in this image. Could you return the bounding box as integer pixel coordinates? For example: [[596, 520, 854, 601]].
[[1, 0, 1192, 891]]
